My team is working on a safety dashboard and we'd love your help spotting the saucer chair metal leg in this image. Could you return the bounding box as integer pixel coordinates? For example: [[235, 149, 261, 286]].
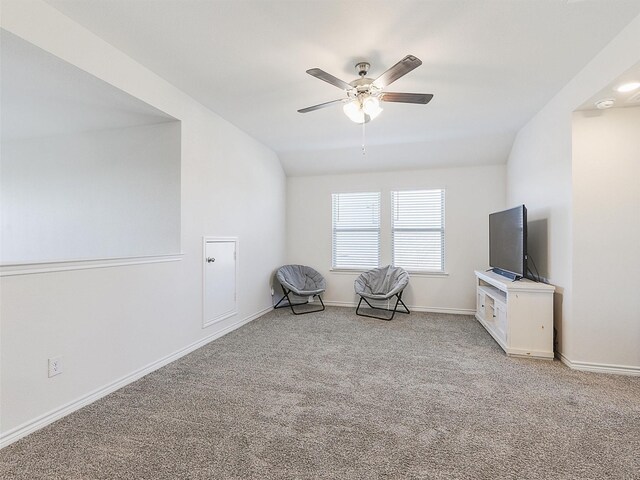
[[355, 291, 410, 321], [274, 287, 325, 315]]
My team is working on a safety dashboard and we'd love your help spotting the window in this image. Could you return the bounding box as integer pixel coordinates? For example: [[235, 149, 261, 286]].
[[332, 192, 380, 269], [391, 189, 445, 272]]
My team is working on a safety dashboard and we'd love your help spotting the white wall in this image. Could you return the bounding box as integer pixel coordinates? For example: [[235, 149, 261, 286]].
[[506, 13, 640, 369], [0, 0, 286, 440], [571, 107, 640, 368], [287, 165, 506, 313], [1, 122, 181, 263], [506, 102, 574, 356]]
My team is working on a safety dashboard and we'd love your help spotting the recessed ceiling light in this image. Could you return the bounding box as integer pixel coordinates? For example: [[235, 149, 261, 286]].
[[616, 82, 640, 93], [595, 98, 615, 110]]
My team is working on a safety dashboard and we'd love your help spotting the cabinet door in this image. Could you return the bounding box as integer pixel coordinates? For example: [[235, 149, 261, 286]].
[[203, 238, 237, 327], [495, 302, 507, 340], [476, 291, 486, 320]]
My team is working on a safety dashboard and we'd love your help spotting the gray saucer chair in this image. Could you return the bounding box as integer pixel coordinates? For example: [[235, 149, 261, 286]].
[[274, 264, 326, 315], [354, 265, 410, 321]]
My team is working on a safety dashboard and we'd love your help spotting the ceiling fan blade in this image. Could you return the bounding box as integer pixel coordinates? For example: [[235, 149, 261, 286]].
[[297, 98, 345, 113], [306, 68, 352, 90], [380, 92, 433, 104], [373, 55, 422, 89]]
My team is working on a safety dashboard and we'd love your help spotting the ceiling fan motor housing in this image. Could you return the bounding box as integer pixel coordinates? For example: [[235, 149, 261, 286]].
[[355, 62, 370, 77]]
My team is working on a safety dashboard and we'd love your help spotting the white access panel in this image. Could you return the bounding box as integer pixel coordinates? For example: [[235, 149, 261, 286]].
[[203, 237, 238, 328]]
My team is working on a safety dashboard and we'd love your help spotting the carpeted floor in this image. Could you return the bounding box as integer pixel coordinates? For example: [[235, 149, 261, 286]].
[[0, 307, 638, 479]]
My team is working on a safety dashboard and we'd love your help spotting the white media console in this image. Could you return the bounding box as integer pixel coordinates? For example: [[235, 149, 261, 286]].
[[474, 270, 555, 359]]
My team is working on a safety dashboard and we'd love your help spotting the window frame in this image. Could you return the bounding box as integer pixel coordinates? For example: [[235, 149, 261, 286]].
[[390, 189, 446, 273], [331, 192, 381, 270]]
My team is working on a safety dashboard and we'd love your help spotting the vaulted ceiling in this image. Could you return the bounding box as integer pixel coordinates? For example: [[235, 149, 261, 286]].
[[1, 30, 175, 142], [45, 0, 640, 175]]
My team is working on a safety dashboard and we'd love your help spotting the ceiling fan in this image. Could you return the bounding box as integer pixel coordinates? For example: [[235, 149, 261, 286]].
[[298, 55, 433, 124]]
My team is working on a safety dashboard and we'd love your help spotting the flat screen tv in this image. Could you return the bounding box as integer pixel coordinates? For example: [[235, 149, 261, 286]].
[[489, 205, 527, 280]]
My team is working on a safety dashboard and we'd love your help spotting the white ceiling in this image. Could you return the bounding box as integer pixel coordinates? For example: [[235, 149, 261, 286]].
[[44, 0, 640, 176], [1, 29, 175, 142], [578, 61, 640, 111]]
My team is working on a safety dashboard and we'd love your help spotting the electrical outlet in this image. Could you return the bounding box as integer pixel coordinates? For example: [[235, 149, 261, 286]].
[[48, 356, 63, 377]]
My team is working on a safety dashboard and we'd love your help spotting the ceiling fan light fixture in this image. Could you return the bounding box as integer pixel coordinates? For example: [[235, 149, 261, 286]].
[[343, 99, 366, 123], [362, 96, 383, 118]]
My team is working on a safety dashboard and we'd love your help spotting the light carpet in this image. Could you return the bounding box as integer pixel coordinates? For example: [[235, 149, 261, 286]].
[[1, 307, 638, 479]]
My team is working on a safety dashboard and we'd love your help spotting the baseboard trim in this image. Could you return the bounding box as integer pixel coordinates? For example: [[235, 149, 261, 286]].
[[0, 305, 272, 449], [506, 347, 554, 360], [558, 352, 640, 376], [323, 301, 474, 316], [410, 305, 475, 315], [323, 301, 363, 309]]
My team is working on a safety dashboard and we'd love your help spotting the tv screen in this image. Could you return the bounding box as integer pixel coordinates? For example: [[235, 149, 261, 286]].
[[489, 205, 527, 279]]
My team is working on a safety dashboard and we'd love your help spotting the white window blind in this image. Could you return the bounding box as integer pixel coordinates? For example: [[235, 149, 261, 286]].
[[332, 192, 380, 269], [391, 189, 445, 272]]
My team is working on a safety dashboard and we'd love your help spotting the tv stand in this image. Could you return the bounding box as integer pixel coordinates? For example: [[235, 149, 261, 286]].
[[475, 270, 555, 359]]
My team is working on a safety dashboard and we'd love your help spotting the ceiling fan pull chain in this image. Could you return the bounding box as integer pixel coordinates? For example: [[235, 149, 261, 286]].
[[362, 121, 366, 156]]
